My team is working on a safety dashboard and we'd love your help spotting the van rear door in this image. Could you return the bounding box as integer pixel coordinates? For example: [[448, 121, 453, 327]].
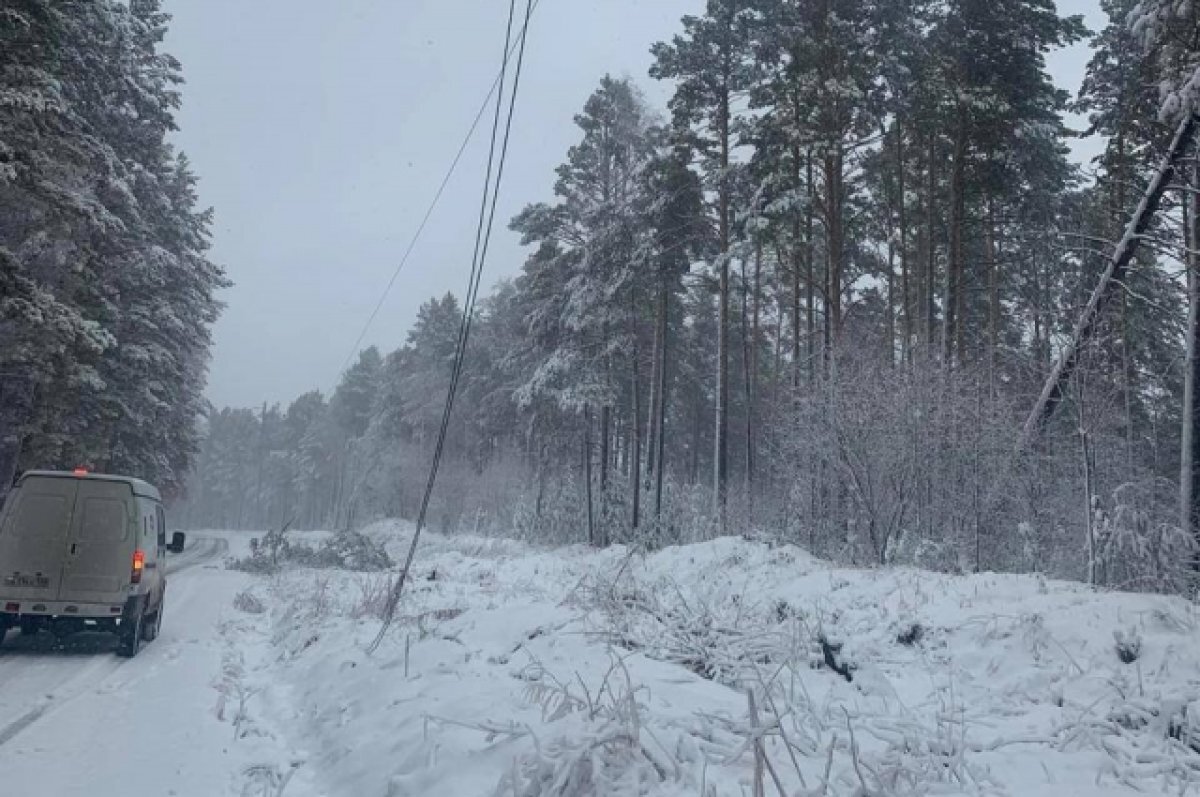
[[0, 477, 77, 601], [59, 479, 135, 604]]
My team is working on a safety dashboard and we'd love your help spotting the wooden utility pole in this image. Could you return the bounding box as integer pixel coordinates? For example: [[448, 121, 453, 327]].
[[1021, 112, 1199, 449]]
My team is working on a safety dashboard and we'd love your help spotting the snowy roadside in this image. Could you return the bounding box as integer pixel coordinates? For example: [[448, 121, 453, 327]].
[[234, 522, 1200, 796]]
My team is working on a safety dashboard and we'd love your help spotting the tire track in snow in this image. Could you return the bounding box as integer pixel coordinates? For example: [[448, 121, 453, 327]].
[[0, 535, 228, 749]]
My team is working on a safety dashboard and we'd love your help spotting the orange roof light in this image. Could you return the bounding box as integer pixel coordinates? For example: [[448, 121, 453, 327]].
[[72, 467, 88, 476]]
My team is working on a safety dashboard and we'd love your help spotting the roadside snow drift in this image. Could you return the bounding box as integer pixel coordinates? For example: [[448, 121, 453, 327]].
[[229, 523, 1200, 796]]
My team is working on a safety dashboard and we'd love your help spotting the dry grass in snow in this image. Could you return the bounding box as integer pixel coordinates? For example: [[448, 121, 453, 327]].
[[230, 522, 1200, 796]]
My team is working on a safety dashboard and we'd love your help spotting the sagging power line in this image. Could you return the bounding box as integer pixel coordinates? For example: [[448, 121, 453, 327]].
[[335, 0, 543, 382], [369, 0, 536, 654]]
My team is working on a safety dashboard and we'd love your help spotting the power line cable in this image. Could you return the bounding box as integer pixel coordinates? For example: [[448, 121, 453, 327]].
[[336, 0, 542, 380], [370, 0, 535, 653]]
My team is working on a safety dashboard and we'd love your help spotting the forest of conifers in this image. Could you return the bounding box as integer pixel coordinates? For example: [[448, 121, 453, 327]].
[[1, 2, 225, 498], [11, 1, 1193, 590]]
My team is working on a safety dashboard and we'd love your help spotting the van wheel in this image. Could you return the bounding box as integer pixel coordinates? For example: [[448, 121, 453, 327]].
[[142, 596, 163, 642], [117, 609, 143, 658]]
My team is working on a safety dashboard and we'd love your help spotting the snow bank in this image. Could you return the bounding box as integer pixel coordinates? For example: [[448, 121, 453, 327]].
[[239, 529, 1200, 795]]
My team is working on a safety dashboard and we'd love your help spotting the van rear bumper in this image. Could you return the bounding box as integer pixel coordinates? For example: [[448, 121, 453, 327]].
[[0, 599, 126, 619]]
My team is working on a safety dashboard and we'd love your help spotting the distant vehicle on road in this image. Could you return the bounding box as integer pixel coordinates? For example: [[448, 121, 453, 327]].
[[0, 470, 185, 657]]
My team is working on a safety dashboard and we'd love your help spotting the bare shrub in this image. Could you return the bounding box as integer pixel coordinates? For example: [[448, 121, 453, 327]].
[[1097, 480, 1196, 593], [349, 573, 395, 620], [233, 589, 266, 615]]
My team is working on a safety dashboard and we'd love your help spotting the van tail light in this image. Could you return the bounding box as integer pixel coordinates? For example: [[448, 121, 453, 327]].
[[131, 550, 145, 584]]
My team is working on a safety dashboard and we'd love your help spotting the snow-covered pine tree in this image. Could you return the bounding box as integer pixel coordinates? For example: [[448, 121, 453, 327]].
[[651, 3, 755, 528], [0, 0, 224, 498], [0, 2, 126, 488], [510, 77, 655, 544]]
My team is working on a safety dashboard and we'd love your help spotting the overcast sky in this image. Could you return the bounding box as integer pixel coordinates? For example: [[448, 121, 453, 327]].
[[163, 0, 1108, 410]]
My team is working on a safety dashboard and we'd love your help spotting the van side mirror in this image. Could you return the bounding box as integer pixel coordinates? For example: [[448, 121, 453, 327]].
[[168, 531, 186, 553]]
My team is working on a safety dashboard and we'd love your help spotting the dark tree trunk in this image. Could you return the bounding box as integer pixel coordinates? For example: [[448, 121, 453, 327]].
[[600, 403, 610, 546], [1181, 156, 1200, 562], [654, 278, 669, 519], [925, 131, 937, 353], [824, 149, 844, 355], [714, 43, 731, 529], [806, 151, 816, 382], [584, 406, 595, 545], [985, 193, 998, 391], [631, 320, 642, 532], [646, 292, 663, 485], [897, 123, 911, 363], [791, 141, 803, 389], [944, 108, 967, 365]]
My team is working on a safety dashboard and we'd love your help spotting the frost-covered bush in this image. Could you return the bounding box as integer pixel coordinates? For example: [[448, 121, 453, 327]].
[[1096, 480, 1195, 593], [315, 529, 393, 571], [228, 550, 278, 574], [233, 589, 266, 614], [512, 474, 586, 545], [230, 529, 392, 573]]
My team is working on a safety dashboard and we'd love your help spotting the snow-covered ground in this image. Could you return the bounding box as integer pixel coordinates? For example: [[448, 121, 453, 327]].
[[4, 525, 1199, 796], [224, 522, 1200, 796]]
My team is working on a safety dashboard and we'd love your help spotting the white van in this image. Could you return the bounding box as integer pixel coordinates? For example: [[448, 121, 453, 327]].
[[0, 470, 184, 657]]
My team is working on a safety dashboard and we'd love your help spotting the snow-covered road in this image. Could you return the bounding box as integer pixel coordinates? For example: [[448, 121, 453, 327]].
[[0, 534, 313, 797]]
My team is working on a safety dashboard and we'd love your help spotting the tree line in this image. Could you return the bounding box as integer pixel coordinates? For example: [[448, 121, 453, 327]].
[[0, 0, 226, 498], [181, 0, 1199, 589]]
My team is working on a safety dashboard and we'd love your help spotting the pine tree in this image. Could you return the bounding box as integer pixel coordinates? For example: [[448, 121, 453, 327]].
[[0, 0, 225, 498], [510, 76, 655, 543], [651, 1, 755, 527]]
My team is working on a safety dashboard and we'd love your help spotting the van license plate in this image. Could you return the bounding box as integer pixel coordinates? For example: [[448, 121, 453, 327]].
[[6, 574, 49, 588]]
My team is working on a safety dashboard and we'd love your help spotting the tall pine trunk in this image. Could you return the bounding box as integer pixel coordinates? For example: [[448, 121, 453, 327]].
[[824, 149, 844, 358], [985, 193, 999, 392], [584, 405, 595, 545], [630, 294, 642, 532], [646, 292, 663, 486], [791, 140, 803, 389], [713, 45, 732, 528], [886, 219, 897, 364], [897, 124, 911, 364], [742, 244, 760, 503], [654, 278, 669, 520], [925, 132, 938, 353], [600, 403, 611, 546], [944, 109, 967, 365], [1181, 156, 1200, 562], [806, 152, 817, 382]]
